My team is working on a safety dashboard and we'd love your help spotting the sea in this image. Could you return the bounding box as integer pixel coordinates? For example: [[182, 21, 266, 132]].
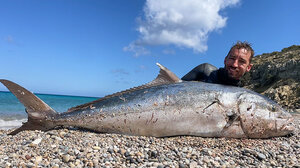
[[0, 91, 98, 130]]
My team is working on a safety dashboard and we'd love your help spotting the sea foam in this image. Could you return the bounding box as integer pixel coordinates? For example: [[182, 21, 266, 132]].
[[0, 119, 27, 130]]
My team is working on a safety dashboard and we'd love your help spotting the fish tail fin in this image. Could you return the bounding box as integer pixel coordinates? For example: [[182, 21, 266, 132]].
[[0, 79, 58, 135]]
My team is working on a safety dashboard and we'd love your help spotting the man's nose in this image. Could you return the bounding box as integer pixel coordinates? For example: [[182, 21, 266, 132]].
[[232, 59, 239, 67]]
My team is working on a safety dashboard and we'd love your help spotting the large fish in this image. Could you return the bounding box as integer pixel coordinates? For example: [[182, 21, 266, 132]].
[[0, 63, 295, 138]]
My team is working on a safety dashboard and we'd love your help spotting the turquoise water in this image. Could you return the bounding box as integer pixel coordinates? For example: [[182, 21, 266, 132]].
[[0, 91, 98, 129]]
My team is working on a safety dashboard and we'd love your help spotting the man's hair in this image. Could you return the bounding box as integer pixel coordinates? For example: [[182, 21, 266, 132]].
[[226, 41, 254, 63]]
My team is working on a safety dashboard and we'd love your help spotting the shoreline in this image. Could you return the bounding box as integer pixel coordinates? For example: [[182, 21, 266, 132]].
[[0, 115, 299, 167]]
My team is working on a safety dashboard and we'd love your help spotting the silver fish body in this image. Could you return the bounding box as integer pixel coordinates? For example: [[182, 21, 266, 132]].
[[52, 81, 294, 138], [0, 63, 295, 138]]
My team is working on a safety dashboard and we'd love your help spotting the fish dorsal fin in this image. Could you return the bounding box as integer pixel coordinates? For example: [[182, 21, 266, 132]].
[[109, 63, 181, 94], [0, 79, 56, 115], [149, 63, 181, 86], [67, 63, 181, 112]]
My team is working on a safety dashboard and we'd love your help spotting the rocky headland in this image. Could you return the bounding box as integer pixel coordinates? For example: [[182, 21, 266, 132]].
[[241, 45, 300, 112]]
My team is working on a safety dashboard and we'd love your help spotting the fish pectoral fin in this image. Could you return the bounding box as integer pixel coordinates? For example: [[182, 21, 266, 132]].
[[225, 112, 239, 128]]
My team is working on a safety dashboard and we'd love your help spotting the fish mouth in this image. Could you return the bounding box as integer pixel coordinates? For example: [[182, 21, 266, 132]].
[[279, 118, 295, 131], [282, 125, 295, 132], [276, 118, 295, 136]]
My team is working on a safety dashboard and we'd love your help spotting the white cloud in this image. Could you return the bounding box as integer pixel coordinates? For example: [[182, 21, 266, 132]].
[[126, 0, 240, 56], [135, 65, 147, 73], [5, 35, 14, 43], [123, 42, 150, 57], [110, 69, 130, 76], [4, 35, 17, 44], [163, 49, 176, 55]]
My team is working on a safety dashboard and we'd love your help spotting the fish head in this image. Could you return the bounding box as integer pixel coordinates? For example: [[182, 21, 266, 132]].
[[238, 92, 295, 138]]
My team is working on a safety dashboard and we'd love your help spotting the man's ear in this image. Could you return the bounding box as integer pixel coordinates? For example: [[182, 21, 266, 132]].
[[246, 63, 253, 72]]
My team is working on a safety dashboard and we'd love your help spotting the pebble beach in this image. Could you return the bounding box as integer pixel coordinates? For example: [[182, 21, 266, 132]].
[[0, 114, 299, 168]]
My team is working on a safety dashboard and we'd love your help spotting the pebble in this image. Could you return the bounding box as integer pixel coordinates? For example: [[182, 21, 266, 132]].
[[59, 131, 67, 137], [29, 138, 42, 147], [256, 152, 267, 160], [190, 161, 198, 168], [26, 162, 35, 168], [35, 156, 43, 164], [179, 163, 186, 168], [52, 164, 59, 168], [0, 114, 299, 167], [62, 154, 70, 162], [25, 155, 31, 160], [92, 146, 101, 150]]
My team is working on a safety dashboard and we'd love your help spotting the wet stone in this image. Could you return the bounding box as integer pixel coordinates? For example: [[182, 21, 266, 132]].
[[256, 153, 267, 160], [179, 163, 186, 168], [107, 148, 114, 154]]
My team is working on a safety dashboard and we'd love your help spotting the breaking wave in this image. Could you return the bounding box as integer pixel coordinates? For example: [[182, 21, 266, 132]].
[[0, 118, 27, 130]]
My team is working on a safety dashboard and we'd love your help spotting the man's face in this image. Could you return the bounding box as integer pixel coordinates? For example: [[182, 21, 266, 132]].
[[224, 48, 253, 80]]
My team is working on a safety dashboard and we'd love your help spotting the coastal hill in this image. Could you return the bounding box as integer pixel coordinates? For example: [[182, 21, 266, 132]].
[[241, 45, 300, 112]]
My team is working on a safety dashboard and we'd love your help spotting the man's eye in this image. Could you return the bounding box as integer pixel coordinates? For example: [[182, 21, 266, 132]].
[[240, 60, 246, 64]]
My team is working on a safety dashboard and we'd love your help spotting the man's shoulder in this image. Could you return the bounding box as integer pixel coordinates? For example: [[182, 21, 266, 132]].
[[197, 63, 218, 69], [193, 63, 218, 76], [181, 63, 218, 81]]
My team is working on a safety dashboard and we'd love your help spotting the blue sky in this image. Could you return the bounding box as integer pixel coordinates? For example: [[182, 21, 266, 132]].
[[1, 0, 299, 97]]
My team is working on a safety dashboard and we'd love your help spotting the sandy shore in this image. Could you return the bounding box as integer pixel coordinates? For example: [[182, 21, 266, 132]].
[[0, 114, 299, 168]]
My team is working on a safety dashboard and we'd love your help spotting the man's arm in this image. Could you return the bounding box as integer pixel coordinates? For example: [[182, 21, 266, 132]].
[[181, 63, 218, 81]]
